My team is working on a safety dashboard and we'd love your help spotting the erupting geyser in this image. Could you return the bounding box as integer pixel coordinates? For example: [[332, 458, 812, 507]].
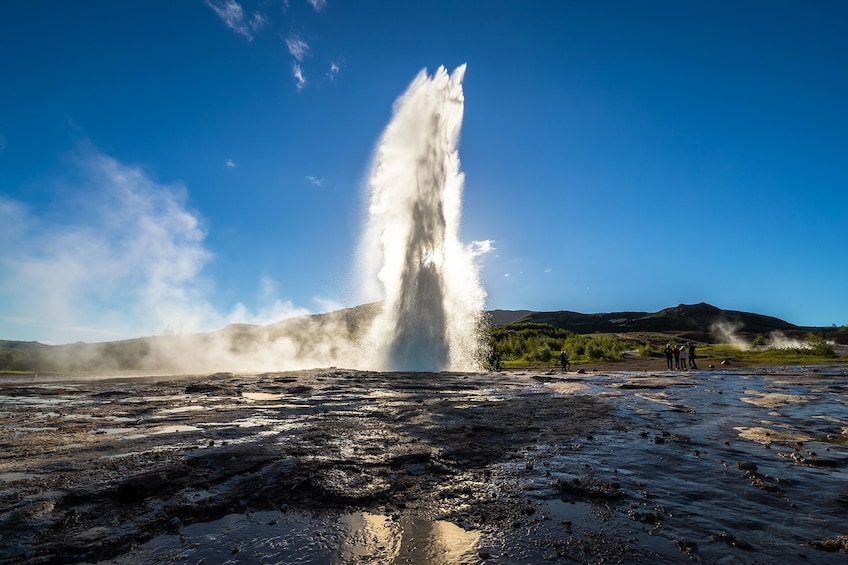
[[359, 65, 486, 371]]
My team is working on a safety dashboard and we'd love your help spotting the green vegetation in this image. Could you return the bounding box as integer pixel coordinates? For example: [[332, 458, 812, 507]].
[[487, 323, 635, 367], [639, 342, 659, 358], [792, 333, 836, 357], [485, 325, 842, 369]]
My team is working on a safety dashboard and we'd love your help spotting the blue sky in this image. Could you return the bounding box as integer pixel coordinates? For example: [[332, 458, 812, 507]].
[[1, 1, 846, 344]]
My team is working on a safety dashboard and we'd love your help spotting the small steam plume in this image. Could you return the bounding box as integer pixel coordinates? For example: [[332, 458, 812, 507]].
[[766, 331, 810, 350], [710, 320, 751, 350]]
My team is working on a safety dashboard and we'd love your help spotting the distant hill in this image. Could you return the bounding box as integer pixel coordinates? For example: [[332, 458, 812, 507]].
[[487, 310, 534, 325], [0, 340, 50, 350], [510, 302, 802, 334]]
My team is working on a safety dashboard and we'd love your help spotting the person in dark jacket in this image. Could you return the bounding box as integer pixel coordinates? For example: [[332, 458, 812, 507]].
[[559, 350, 570, 372], [687, 342, 698, 369]]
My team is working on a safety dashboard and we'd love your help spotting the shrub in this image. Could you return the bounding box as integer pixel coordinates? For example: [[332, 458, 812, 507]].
[[805, 333, 835, 357], [487, 323, 629, 365], [639, 343, 655, 357]]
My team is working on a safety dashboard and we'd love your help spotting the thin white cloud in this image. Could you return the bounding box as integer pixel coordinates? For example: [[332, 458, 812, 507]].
[[286, 34, 310, 61], [292, 62, 306, 90], [0, 148, 307, 344], [469, 239, 495, 257], [226, 159, 237, 168], [306, 175, 322, 186], [327, 61, 340, 80], [307, 0, 327, 12], [249, 11, 268, 32], [205, 0, 251, 40]]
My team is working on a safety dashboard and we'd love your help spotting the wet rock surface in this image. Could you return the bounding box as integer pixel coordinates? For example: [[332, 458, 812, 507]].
[[2, 366, 848, 563]]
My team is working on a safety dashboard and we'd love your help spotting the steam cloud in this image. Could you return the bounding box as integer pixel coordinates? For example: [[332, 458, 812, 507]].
[[0, 149, 309, 347], [710, 321, 826, 351]]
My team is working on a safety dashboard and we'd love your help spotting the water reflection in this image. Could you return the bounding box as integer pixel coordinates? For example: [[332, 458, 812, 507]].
[[336, 512, 480, 564], [111, 510, 481, 564]]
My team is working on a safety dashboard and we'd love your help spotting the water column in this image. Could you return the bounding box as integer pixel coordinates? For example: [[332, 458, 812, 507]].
[[358, 65, 486, 371]]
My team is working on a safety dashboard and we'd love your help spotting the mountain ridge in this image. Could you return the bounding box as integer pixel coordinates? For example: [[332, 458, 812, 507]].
[[500, 302, 808, 334]]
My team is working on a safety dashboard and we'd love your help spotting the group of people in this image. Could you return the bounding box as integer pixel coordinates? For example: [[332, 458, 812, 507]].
[[664, 342, 698, 370]]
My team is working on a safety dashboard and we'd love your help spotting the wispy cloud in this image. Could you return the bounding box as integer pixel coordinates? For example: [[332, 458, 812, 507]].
[[206, 0, 337, 92], [292, 62, 306, 90], [249, 11, 268, 33], [286, 33, 311, 90], [286, 34, 310, 61], [226, 159, 237, 168], [305, 175, 323, 186], [307, 0, 327, 12], [205, 0, 266, 41], [0, 148, 306, 344], [327, 61, 340, 80]]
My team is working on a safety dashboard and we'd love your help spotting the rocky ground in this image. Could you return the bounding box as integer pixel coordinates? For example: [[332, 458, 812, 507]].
[[2, 367, 848, 563]]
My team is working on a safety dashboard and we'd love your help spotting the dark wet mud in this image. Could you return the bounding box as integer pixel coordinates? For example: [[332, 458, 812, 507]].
[[2, 366, 848, 563]]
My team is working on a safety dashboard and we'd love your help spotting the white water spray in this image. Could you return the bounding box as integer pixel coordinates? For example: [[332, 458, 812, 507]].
[[358, 65, 486, 372]]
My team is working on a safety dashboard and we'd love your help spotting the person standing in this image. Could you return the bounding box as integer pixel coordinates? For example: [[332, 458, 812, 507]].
[[673, 345, 681, 370], [687, 342, 698, 369], [680, 344, 688, 370], [559, 350, 570, 372], [664, 344, 673, 370]]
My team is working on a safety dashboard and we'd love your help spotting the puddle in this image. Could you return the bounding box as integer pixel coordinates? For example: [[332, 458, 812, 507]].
[[89, 427, 137, 436], [242, 392, 284, 401], [0, 472, 44, 482], [547, 499, 593, 526], [0, 395, 75, 406], [121, 424, 201, 440], [103, 510, 482, 565], [157, 405, 208, 414], [338, 512, 481, 564]]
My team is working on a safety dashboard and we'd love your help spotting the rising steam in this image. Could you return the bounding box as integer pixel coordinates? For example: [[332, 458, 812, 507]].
[[710, 321, 827, 351], [710, 320, 751, 350]]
